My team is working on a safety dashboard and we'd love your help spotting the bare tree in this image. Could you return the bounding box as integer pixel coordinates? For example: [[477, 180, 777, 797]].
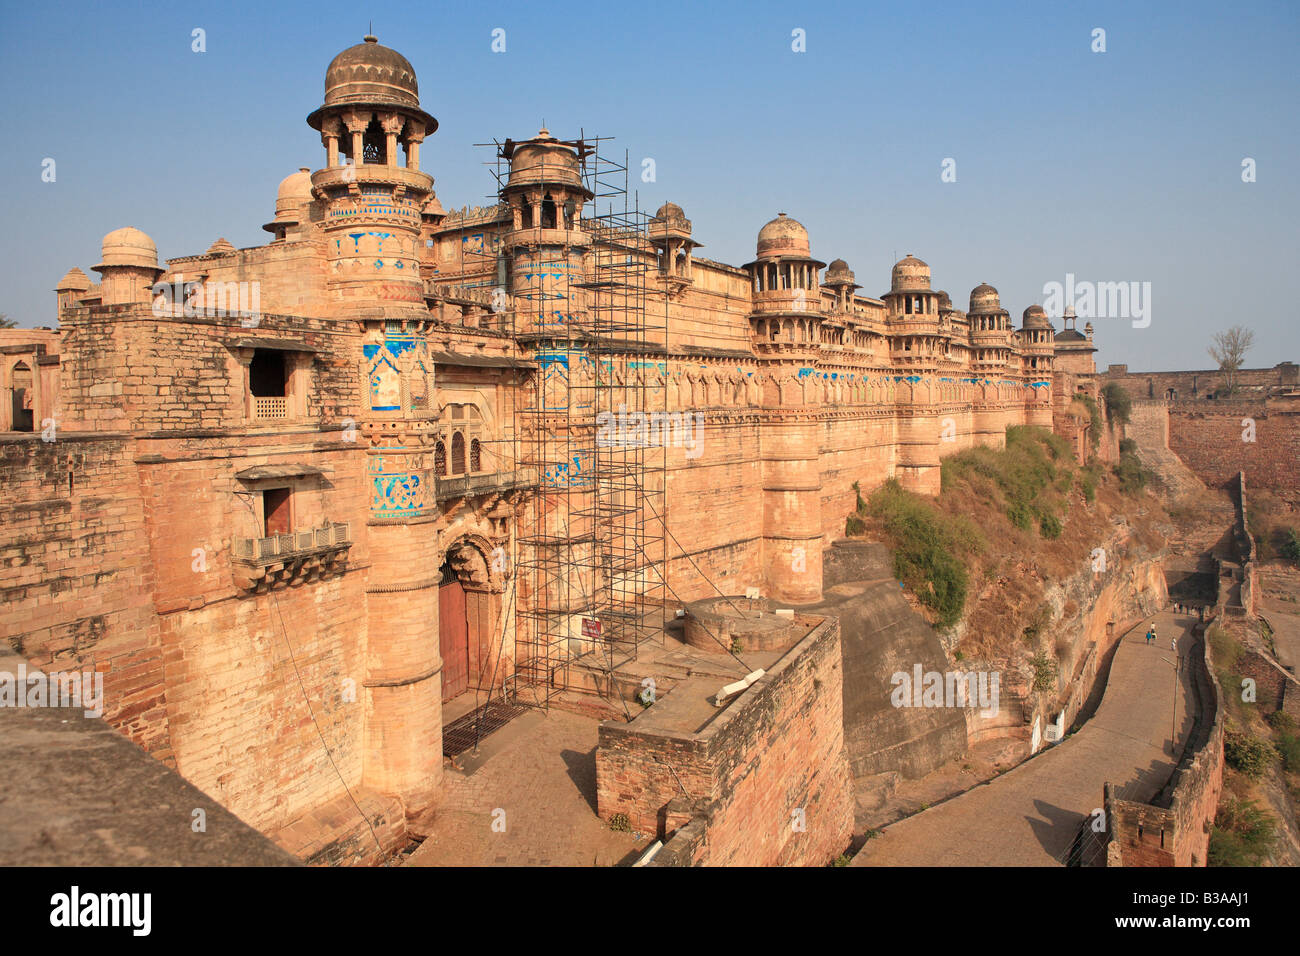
[[1208, 326, 1254, 396]]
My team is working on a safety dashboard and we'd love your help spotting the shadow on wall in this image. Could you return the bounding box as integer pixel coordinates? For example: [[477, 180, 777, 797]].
[[813, 540, 967, 781]]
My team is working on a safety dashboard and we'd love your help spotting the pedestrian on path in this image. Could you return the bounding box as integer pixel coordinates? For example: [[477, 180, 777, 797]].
[[1145, 626, 1154, 645]]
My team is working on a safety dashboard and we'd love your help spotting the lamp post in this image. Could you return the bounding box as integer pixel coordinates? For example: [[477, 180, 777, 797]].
[[1160, 649, 1181, 757]]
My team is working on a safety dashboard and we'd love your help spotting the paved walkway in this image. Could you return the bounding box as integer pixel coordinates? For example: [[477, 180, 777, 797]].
[[854, 611, 1198, 866], [407, 707, 650, 867]]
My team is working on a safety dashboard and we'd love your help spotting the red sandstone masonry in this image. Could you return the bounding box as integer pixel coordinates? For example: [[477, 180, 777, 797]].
[[596, 618, 854, 867], [0, 435, 168, 756]]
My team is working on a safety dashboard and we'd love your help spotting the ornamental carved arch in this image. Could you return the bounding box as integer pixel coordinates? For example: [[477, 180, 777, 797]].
[[440, 531, 503, 593]]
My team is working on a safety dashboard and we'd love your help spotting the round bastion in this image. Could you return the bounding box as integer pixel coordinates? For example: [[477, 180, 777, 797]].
[[683, 596, 811, 655]]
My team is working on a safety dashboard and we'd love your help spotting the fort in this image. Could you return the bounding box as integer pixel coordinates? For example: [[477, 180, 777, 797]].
[[1, 35, 1295, 867]]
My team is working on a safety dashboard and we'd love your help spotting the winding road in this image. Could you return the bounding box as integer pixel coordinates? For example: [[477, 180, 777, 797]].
[[853, 611, 1198, 866]]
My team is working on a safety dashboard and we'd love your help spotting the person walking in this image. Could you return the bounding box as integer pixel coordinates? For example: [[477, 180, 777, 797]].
[[1145, 625, 1154, 646]]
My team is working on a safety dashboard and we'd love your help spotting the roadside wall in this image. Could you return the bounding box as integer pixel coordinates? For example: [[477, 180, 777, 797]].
[[597, 618, 854, 866]]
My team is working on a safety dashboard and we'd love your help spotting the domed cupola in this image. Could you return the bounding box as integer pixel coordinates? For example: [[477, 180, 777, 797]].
[[263, 167, 315, 238], [756, 212, 811, 258], [648, 200, 700, 287], [967, 281, 1012, 372], [823, 258, 859, 312], [884, 254, 941, 356], [744, 213, 826, 355], [306, 36, 437, 318], [1018, 304, 1056, 376], [92, 226, 163, 306], [890, 254, 930, 293], [307, 35, 436, 175]]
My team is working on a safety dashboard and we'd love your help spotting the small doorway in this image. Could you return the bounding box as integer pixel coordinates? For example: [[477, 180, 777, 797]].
[[439, 558, 470, 701], [263, 487, 292, 536], [10, 362, 33, 432]]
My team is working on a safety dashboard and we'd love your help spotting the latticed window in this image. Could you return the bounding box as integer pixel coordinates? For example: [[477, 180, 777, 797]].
[[434, 441, 446, 476], [451, 432, 465, 475], [470, 439, 481, 472]]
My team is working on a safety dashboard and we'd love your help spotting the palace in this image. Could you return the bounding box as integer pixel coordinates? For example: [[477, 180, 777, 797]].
[[0, 35, 1106, 860]]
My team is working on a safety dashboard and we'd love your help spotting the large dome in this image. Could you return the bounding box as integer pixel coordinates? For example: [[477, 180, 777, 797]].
[[969, 282, 1000, 313], [890, 254, 930, 293], [505, 128, 591, 195], [308, 35, 436, 135], [323, 35, 420, 110], [1022, 304, 1053, 330], [756, 213, 810, 258], [94, 227, 158, 270]]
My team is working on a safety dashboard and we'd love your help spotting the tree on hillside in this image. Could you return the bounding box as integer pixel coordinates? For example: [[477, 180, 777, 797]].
[[1100, 381, 1131, 425], [1208, 326, 1255, 396], [0, 313, 17, 329]]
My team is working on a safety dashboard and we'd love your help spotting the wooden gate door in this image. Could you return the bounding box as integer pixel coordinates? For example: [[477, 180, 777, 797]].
[[439, 562, 470, 701]]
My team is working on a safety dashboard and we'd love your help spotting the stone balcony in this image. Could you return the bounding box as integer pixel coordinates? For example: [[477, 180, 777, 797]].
[[231, 522, 351, 591], [435, 469, 535, 503]]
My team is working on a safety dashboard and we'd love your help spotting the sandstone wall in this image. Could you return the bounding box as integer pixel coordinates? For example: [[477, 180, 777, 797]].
[[597, 618, 854, 866], [1168, 400, 1300, 503], [1104, 363, 1298, 401], [0, 435, 166, 755]]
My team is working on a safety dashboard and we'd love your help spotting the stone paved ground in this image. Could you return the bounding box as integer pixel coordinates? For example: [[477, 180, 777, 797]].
[[407, 707, 650, 867], [1258, 564, 1300, 671], [854, 610, 1198, 866]]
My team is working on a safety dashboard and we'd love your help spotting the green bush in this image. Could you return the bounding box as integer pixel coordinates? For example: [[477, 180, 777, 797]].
[[867, 479, 979, 628], [1077, 393, 1103, 452], [1030, 653, 1058, 692], [1039, 513, 1062, 539], [846, 514, 865, 536], [1208, 797, 1275, 866], [1276, 732, 1300, 774], [1266, 710, 1296, 733], [1101, 382, 1132, 426], [1281, 528, 1300, 564], [1079, 461, 1102, 503], [1224, 731, 1275, 779], [942, 426, 1073, 531], [1113, 442, 1149, 495]]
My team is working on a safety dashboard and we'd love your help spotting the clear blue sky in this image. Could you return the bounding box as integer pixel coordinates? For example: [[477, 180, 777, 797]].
[[2, 0, 1296, 372]]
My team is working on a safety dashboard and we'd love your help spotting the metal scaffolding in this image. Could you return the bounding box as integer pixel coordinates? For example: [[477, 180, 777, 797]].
[[468, 132, 667, 709]]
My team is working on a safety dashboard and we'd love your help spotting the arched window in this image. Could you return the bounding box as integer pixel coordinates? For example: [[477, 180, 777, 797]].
[[451, 432, 465, 475], [10, 361, 34, 432], [541, 193, 557, 229], [363, 117, 386, 165], [470, 438, 481, 472], [434, 441, 447, 477]]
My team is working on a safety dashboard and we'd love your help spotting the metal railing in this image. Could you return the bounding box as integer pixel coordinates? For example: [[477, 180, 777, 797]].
[[232, 522, 350, 562]]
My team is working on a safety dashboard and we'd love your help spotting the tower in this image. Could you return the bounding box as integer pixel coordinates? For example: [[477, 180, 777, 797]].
[[1019, 305, 1056, 428], [967, 282, 1014, 448], [499, 128, 594, 337], [885, 255, 942, 494], [746, 214, 825, 603], [311, 36, 444, 823], [307, 34, 439, 319]]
